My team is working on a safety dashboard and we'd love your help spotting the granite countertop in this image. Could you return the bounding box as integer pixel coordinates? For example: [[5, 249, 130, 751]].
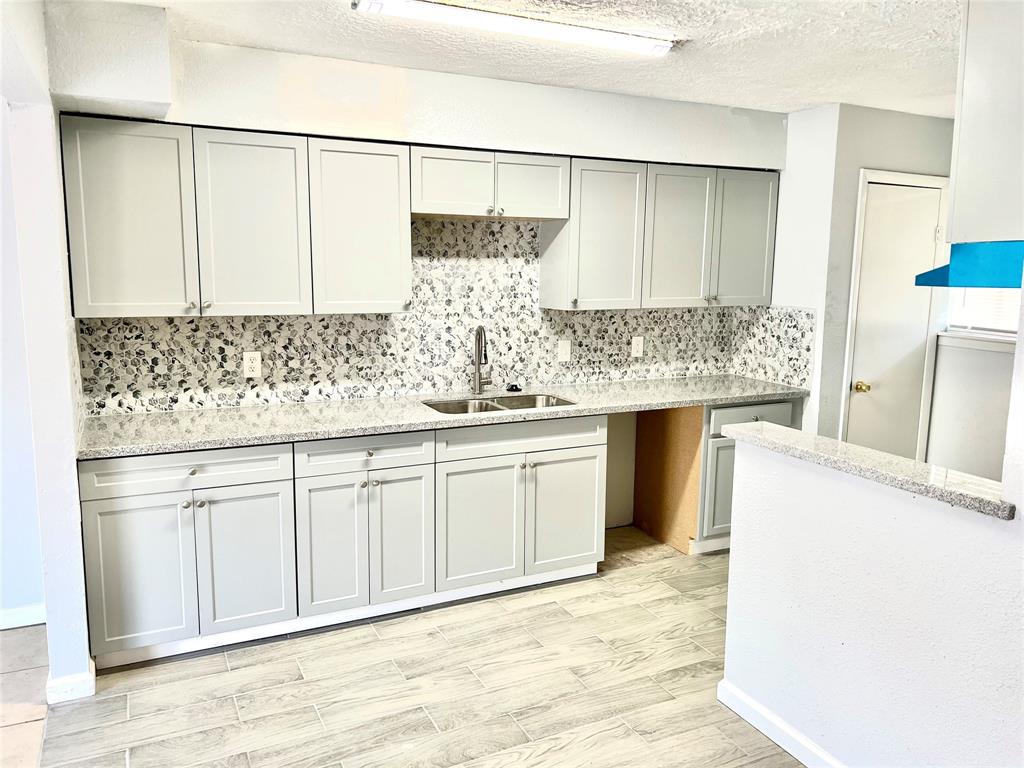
[[724, 421, 1016, 521], [78, 374, 807, 460]]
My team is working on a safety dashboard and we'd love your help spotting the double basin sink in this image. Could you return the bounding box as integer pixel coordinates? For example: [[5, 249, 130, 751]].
[[423, 394, 575, 414]]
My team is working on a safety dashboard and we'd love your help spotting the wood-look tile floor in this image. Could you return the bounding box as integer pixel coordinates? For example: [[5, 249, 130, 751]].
[[39, 527, 803, 768]]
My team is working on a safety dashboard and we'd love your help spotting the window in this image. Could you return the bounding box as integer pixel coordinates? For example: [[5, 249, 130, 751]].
[[947, 288, 1021, 334]]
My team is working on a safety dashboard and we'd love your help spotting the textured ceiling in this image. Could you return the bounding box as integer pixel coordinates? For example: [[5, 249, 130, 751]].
[[155, 0, 961, 116]]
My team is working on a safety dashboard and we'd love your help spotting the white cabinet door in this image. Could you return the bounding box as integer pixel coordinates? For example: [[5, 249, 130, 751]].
[[194, 480, 297, 634], [368, 465, 435, 604], [702, 437, 735, 538], [82, 491, 199, 654], [642, 165, 717, 308], [570, 158, 646, 310], [711, 169, 778, 306], [296, 472, 370, 617], [61, 116, 200, 318], [194, 129, 312, 315], [435, 455, 526, 591], [309, 139, 412, 314], [411, 147, 495, 216], [525, 445, 607, 575], [494, 154, 570, 219]]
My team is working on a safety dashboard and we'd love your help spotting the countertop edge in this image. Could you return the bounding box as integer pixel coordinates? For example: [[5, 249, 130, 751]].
[[724, 422, 1016, 521], [77, 380, 809, 460]]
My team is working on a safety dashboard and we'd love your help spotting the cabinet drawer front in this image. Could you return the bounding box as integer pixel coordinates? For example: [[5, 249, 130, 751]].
[[295, 432, 435, 477], [436, 416, 607, 462], [79, 444, 294, 501], [709, 402, 793, 437]]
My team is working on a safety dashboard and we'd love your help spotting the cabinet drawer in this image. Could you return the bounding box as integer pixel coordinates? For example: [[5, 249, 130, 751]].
[[78, 445, 294, 501], [709, 402, 793, 437], [295, 432, 435, 477], [436, 416, 607, 462]]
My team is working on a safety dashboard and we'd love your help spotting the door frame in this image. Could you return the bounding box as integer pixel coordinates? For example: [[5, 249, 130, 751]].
[[839, 169, 950, 460]]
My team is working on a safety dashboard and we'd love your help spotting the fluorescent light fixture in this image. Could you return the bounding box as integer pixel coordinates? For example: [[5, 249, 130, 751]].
[[352, 0, 676, 57]]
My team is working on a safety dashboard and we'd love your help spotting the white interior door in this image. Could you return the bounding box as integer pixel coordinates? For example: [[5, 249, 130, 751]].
[[845, 179, 947, 459]]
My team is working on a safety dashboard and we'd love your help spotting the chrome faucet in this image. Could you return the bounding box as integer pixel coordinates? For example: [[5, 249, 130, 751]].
[[471, 325, 492, 395]]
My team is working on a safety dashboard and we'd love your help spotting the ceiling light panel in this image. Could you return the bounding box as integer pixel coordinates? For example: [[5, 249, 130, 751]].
[[352, 0, 676, 57]]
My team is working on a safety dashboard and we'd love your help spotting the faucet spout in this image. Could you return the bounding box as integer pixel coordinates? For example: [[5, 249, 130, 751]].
[[472, 325, 492, 395]]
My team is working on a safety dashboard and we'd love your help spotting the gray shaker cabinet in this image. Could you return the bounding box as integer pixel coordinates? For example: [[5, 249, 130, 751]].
[[82, 491, 200, 655], [194, 480, 298, 634], [710, 169, 779, 306], [368, 464, 435, 604]]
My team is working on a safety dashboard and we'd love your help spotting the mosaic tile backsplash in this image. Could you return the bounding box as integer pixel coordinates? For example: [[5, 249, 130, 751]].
[[77, 220, 815, 414]]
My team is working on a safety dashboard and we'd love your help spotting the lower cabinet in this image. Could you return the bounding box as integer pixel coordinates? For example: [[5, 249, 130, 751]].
[[295, 472, 370, 617], [436, 455, 526, 590], [194, 480, 298, 634], [82, 491, 200, 655], [525, 445, 607, 575], [702, 437, 735, 538], [368, 465, 435, 604]]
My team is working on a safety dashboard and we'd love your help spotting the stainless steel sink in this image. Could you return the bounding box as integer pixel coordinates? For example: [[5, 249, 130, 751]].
[[422, 393, 575, 414], [489, 394, 575, 410]]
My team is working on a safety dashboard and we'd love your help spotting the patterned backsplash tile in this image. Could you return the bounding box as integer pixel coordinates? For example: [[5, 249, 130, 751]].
[[77, 219, 814, 414]]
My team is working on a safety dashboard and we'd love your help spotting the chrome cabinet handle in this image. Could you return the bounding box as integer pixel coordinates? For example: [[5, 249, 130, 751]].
[[186, 301, 197, 311], [366, 450, 374, 457], [372, 480, 381, 487], [498, 207, 504, 216], [571, 297, 578, 307], [187, 467, 198, 476], [529, 462, 537, 468], [181, 500, 192, 509], [519, 462, 526, 469], [196, 500, 207, 508], [403, 299, 412, 309], [751, 415, 760, 422], [202, 300, 213, 310], [360, 480, 368, 488], [486, 205, 494, 215]]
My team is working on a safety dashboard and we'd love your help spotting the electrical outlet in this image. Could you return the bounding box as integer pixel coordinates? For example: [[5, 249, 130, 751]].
[[557, 338, 572, 363], [243, 350, 262, 378], [631, 336, 644, 358]]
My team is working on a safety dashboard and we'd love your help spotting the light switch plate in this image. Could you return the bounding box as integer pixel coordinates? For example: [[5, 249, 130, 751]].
[[243, 350, 262, 378], [557, 338, 572, 363], [631, 336, 644, 358]]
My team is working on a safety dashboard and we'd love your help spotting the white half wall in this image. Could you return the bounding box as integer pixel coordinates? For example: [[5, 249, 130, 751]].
[[155, 40, 789, 168], [722, 443, 1023, 768]]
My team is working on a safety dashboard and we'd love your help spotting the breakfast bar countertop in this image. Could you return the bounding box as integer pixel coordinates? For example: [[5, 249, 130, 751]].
[[78, 374, 807, 460], [725, 420, 1016, 520]]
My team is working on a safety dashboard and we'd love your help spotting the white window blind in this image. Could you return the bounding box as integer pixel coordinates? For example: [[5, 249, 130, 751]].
[[947, 287, 1021, 333]]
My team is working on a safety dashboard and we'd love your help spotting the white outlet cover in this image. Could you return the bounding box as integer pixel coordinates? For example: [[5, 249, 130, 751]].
[[631, 336, 644, 358], [557, 338, 572, 363], [243, 350, 262, 378]]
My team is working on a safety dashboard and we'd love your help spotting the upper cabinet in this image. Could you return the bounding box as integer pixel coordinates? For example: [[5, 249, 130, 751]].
[[642, 164, 717, 308], [309, 139, 412, 314], [710, 169, 778, 306], [194, 129, 312, 316], [411, 147, 569, 219], [62, 116, 200, 318], [539, 158, 646, 310]]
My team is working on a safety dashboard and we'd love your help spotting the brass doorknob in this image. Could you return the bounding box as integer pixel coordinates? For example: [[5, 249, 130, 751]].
[[853, 381, 872, 393]]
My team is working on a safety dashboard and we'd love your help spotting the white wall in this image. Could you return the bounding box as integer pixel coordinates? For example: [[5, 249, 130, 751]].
[[721, 443, 1023, 768], [2, 0, 94, 701], [926, 334, 1014, 480], [771, 105, 840, 432], [816, 105, 954, 437], [1, 98, 45, 629]]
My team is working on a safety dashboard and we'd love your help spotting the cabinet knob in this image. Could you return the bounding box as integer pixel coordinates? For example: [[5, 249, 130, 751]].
[[709, 295, 719, 302], [366, 450, 374, 457], [498, 207, 504, 216], [187, 467, 198, 476], [181, 500, 192, 509], [196, 500, 207, 508], [202, 300, 213, 310], [360, 480, 368, 488], [571, 298, 578, 307], [486, 205, 494, 215], [529, 462, 537, 468], [853, 380, 872, 393], [404, 299, 412, 309], [186, 301, 197, 311], [519, 462, 526, 469], [371, 479, 381, 487], [751, 415, 760, 422]]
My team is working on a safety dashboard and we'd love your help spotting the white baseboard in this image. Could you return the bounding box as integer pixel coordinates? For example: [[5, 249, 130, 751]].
[[96, 563, 598, 669], [47, 660, 96, 704], [690, 536, 730, 555], [0, 602, 46, 629], [717, 679, 844, 768]]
